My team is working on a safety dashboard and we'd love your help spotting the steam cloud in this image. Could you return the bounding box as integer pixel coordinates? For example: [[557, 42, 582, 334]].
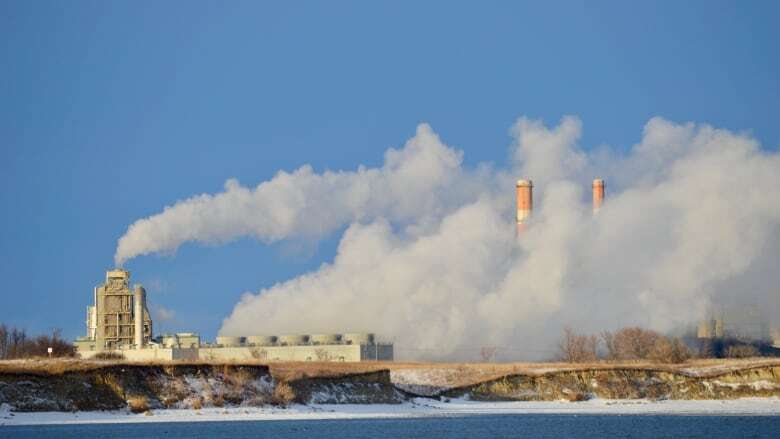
[[116, 117, 780, 360]]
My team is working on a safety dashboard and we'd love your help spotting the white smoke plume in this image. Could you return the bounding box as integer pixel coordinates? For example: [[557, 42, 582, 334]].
[[116, 116, 780, 360]]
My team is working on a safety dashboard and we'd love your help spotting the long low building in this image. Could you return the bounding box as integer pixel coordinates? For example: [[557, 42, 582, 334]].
[[75, 270, 393, 362], [78, 339, 394, 362], [78, 332, 394, 362]]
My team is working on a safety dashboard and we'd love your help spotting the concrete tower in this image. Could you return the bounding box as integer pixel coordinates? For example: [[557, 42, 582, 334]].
[[592, 178, 605, 214], [92, 269, 153, 350], [697, 319, 715, 338], [516, 179, 533, 234], [134, 285, 146, 349]]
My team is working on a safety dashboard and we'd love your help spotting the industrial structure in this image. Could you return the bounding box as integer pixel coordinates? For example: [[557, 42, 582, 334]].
[[515, 179, 533, 234], [516, 177, 605, 234], [697, 305, 774, 343], [73, 177, 775, 361], [592, 178, 605, 214], [515, 177, 776, 349], [74, 269, 152, 351], [75, 269, 393, 362]]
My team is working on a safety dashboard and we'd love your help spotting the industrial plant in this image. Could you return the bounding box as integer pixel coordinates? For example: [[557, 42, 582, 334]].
[[74, 178, 779, 360], [515, 177, 779, 351], [74, 269, 393, 362]]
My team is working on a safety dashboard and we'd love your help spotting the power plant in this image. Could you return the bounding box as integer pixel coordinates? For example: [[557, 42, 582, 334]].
[[78, 269, 152, 351], [697, 305, 774, 343], [75, 270, 393, 362], [516, 177, 605, 234], [73, 177, 776, 360]]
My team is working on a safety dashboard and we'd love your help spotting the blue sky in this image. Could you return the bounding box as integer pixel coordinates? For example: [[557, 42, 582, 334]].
[[1, 1, 779, 340]]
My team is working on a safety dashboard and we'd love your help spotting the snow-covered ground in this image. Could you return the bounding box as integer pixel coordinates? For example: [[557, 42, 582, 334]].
[[2, 398, 779, 426]]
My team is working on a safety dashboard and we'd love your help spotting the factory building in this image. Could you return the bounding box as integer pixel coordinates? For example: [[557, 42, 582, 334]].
[[74, 178, 772, 361], [74, 269, 151, 352], [75, 269, 393, 362], [697, 305, 773, 343]]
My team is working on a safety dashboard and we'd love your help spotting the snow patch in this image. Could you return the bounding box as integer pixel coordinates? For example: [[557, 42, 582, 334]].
[[3, 398, 780, 426]]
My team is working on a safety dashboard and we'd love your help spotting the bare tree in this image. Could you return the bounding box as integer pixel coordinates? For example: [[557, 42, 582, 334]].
[[314, 348, 331, 361], [9, 327, 26, 358], [558, 327, 598, 363], [649, 336, 691, 363], [726, 344, 760, 358], [480, 346, 497, 362], [612, 327, 660, 360], [0, 325, 74, 359], [600, 331, 617, 361], [0, 324, 7, 359], [698, 339, 715, 359]]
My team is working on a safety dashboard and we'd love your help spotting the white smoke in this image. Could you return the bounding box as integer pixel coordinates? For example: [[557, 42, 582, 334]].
[[114, 124, 482, 265], [116, 116, 780, 360]]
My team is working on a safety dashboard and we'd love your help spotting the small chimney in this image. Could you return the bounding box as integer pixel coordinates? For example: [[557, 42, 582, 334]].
[[714, 318, 725, 338], [134, 285, 145, 349], [516, 179, 533, 234], [592, 178, 605, 214]]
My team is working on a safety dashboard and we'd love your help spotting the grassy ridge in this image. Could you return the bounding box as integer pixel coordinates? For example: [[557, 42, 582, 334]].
[[2, 357, 779, 381]]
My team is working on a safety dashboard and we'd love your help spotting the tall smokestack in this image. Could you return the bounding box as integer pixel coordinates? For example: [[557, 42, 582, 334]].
[[714, 318, 724, 338], [516, 179, 533, 234], [697, 319, 715, 338], [592, 178, 605, 214], [134, 285, 145, 349]]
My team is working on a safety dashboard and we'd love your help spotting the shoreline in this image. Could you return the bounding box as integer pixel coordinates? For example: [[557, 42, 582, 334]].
[[3, 398, 780, 426]]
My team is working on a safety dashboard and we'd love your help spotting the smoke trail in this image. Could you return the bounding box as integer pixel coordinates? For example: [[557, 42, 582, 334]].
[[114, 124, 482, 265], [116, 116, 780, 360]]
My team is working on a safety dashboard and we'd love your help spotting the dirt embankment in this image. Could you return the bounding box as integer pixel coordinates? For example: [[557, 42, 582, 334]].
[[0, 364, 273, 412], [1, 359, 779, 412], [445, 365, 780, 401]]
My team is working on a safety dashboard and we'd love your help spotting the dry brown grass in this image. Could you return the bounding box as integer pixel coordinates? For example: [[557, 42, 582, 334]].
[[272, 381, 296, 406], [565, 391, 589, 402], [127, 395, 150, 413], [1, 357, 778, 382]]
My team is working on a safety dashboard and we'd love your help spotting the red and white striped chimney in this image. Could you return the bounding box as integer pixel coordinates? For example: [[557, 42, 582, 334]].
[[592, 178, 605, 214], [516, 179, 533, 234]]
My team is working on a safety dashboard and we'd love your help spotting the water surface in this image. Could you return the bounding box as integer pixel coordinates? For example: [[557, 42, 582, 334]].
[[3, 414, 780, 438]]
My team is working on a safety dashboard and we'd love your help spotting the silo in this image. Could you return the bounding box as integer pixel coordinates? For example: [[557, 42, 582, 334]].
[[216, 336, 245, 347], [278, 335, 309, 346], [343, 333, 375, 345], [246, 335, 277, 346], [310, 334, 341, 345]]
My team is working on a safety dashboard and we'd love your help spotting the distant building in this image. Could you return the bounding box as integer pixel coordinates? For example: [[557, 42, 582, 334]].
[[697, 305, 772, 342]]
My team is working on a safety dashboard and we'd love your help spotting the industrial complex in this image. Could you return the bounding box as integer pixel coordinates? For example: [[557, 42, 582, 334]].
[[516, 177, 779, 349], [74, 269, 393, 362], [74, 178, 779, 360]]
